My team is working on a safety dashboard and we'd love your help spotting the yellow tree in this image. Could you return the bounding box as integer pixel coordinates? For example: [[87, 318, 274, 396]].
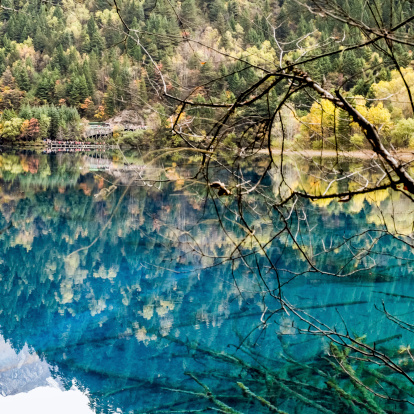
[[301, 99, 337, 144], [372, 67, 414, 117]]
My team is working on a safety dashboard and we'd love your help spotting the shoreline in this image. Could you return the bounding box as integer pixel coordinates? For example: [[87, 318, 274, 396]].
[[266, 148, 414, 160], [2, 144, 414, 161]]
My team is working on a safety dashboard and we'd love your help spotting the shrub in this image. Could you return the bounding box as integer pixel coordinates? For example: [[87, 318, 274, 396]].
[[119, 129, 146, 147], [1, 117, 24, 141], [350, 133, 365, 148], [391, 118, 414, 148]]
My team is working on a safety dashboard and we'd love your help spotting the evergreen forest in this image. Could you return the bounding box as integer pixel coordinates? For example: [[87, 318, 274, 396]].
[[1, 0, 414, 148]]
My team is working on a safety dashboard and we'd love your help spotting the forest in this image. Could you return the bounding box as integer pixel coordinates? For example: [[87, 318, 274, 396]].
[[1, 0, 414, 148]]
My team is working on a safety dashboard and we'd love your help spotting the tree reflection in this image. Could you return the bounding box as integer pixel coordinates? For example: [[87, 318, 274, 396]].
[[0, 152, 414, 412]]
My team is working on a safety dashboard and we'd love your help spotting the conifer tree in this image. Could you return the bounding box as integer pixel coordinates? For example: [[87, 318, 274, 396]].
[[200, 60, 215, 83], [38, 113, 51, 139], [19, 105, 33, 120], [1, 0, 14, 20], [181, 0, 198, 26], [105, 83, 116, 117], [0, 50, 7, 77], [48, 106, 60, 139], [36, 76, 52, 103], [15, 65, 31, 92], [127, 18, 143, 62], [83, 62, 95, 96], [80, 30, 91, 54], [34, 28, 48, 52]]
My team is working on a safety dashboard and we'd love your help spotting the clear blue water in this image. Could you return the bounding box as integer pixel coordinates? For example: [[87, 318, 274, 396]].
[[1, 151, 414, 413]]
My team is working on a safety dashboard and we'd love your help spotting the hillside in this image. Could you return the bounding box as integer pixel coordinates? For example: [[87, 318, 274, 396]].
[[1, 0, 414, 148]]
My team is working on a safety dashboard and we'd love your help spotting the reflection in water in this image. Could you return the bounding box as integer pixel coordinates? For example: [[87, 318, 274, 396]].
[[0, 334, 93, 414], [0, 151, 414, 413], [0, 335, 53, 396]]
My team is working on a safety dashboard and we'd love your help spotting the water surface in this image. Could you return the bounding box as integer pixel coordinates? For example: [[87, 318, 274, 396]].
[[0, 150, 413, 413]]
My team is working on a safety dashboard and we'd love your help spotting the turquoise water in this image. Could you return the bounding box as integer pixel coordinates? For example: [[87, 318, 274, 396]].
[[1, 151, 414, 413]]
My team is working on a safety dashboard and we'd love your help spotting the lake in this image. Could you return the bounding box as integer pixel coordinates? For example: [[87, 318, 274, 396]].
[[0, 150, 413, 413]]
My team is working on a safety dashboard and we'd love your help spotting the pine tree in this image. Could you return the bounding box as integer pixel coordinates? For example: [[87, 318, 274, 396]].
[[79, 75, 89, 102], [188, 53, 200, 70], [216, 13, 229, 35], [343, 51, 362, 77], [181, 0, 198, 26], [20, 25, 29, 43], [34, 27, 48, 52], [55, 45, 68, 73], [353, 78, 371, 96], [105, 83, 117, 117], [19, 105, 33, 120], [83, 61, 94, 96], [246, 28, 260, 46], [207, 0, 223, 21], [38, 113, 51, 140], [135, 3, 145, 21], [2, 36, 11, 54], [127, 18, 143, 62], [69, 76, 89, 106], [87, 18, 98, 39], [59, 32, 73, 50], [200, 60, 215, 83], [88, 52, 99, 84], [36, 76, 52, 103], [0, 50, 8, 77], [90, 31, 105, 53], [15, 65, 31, 92], [2, 108, 18, 121], [378, 67, 391, 82], [80, 30, 91, 54], [228, 0, 240, 18], [337, 109, 352, 150], [6, 16, 18, 41], [48, 106, 60, 139]]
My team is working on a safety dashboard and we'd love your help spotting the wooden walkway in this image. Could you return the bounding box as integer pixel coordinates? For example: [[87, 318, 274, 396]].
[[43, 123, 147, 151], [44, 141, 119, 152]]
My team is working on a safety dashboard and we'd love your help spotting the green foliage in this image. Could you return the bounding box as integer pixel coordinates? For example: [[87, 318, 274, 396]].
[[1, 104, 81, 141], [48, 106, 60, 139], [13, 63, 31, 92], [0, 0, 412, 148], [350, 133, 365, 148], [119, 129, 147, 147], [19, 105, 33, 120], [36, 75, 52, 103], [38, 113, 51, 140], [391, 118, 414, 148], [181, 0, 198, 26], [1, 117, 23, 141]]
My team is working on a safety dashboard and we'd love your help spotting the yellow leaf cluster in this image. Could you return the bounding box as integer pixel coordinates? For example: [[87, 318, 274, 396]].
[[372, 67, 414, 116], [301, 99, 337, 137]]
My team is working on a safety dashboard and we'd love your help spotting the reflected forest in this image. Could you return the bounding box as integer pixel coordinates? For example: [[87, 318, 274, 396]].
[[1, 150, 414, 413], [4, 0, 414, 414]]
